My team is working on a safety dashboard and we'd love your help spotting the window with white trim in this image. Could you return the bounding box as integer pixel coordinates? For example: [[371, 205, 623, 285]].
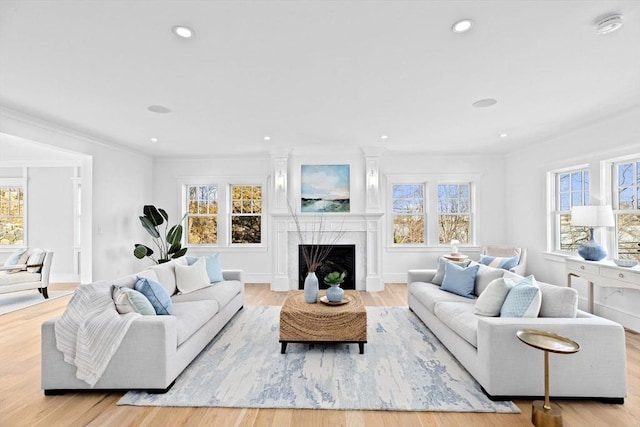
[[392, 184, 425, 244], [552, 167, 590, 252], [437, 183, 471, 244], [186, 184, 218, 245], [230, 184, 263, 244], [0, 182, 25, 246], [612, 159, 640, 260]]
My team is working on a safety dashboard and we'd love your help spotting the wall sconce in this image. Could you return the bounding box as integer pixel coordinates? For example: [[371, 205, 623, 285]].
[[367, 168, 378, 190], [275, 170, 286, 191]]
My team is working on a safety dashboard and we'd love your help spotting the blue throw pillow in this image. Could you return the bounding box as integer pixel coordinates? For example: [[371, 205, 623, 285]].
[[500, 275, 541, 318], [480, 254, 519, 271], [432, 256, 472, 286], [134, 277, 173, 315], [187, 253, 223, 283], [441, 262, 480, 299]]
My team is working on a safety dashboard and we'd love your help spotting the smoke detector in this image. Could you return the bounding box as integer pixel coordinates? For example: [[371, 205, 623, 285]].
[[595, 14, 623, 35]]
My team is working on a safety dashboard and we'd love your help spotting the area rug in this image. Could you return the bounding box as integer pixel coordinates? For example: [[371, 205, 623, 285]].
[[0, 289, 73, 315], [118, 306, 520, 413]]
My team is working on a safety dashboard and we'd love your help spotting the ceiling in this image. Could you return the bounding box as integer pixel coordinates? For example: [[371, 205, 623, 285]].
[[1, 1, 639, 158]]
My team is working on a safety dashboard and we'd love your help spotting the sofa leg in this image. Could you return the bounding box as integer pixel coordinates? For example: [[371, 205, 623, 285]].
[[44, 389, 66, 396], [146, 381, 175, 394], [41, 288, 49, 299]]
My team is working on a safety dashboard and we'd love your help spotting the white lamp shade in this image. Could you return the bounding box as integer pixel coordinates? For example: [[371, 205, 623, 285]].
[[570, 205, 615, 227]]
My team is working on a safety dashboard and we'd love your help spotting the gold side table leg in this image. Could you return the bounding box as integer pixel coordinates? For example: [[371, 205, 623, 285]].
[[532, 350, 563, 427]]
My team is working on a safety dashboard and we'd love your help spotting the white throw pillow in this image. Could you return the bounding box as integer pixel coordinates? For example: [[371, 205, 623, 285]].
[[175, 257, 211, 294], [474, 278, 513, 316], [26, 249, 45, 273]]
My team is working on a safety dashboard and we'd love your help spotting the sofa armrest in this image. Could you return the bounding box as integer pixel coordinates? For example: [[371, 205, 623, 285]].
[[407, 269, 437, 284], [222, 269, 243, 283]]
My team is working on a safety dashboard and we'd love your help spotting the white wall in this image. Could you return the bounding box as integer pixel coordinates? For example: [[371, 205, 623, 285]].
[[505, 107, 640, 331], [0, 109, 154, 282]]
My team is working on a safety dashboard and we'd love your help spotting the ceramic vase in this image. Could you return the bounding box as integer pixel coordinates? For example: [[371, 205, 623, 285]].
[[303, 272, 319, 303], [326, 283, 344, 302]]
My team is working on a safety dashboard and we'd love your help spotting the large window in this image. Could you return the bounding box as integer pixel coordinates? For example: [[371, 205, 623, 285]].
[[553, 168, 590, 252], [392, 184, 425, 244], [613, 159, 640, 260], [0, 185, 25, 246], [230, 185, 262, 244], [186, 185, 218, 245], [438, 183, 471, 244]]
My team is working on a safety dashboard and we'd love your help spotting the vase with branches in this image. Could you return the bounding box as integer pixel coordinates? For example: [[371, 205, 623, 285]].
[[289, 203, 345, 303]]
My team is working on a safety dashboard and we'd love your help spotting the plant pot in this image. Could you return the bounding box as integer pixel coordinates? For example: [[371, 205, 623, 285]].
[[326, 283, 344, 302]]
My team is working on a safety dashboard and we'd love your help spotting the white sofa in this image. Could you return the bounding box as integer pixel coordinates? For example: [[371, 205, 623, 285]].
[[41, 258, 244, 394], [407, 265, 627, 402], [0, 249, 53, 298]]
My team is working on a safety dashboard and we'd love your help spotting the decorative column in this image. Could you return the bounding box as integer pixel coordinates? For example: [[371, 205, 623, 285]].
[[271, 149, 291, 291], [362, 147, 383, 213], [271, 149, 290, 214]]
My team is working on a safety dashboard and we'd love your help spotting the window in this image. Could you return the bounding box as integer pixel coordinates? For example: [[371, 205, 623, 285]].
[[438, 183, 471, 244], [0, 185, 25, 246], [613, 159, 640, 260], [186, 185, 218, 244], [553, 168, 590, 252], [392, 184, 425, 244], [230, 185, 263, 244]]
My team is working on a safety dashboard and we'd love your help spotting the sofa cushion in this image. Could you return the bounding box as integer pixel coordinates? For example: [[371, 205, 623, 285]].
[[176, 258, 211, 294], [147, 258, 188, 296], [172, 300, 220, 346], [408, 281, 476, 313], [441, 262, 479, 299], [432, 257, 471, 286], [479, 254, 519, 271], [3, 248, 29, 273], [111, 285, 156, 315], [0, 270, 41, 285], [171, 280, 242, 309], [187, 253, 224, 283], [26, 249, 45, 273], [474, 277, 513, 316], [538, 281, 578, 318], [472, 263, 506, 296], [434, 301, 479, 347], [134, 277, 173, 315], [500, 275, 541, 318]]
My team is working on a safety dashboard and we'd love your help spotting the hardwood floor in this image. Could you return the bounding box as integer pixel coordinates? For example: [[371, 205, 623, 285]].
[[1, 283, 638, 427]]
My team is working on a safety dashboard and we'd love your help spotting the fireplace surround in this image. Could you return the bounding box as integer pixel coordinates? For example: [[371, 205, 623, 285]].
[[298, 244, 356, 289]]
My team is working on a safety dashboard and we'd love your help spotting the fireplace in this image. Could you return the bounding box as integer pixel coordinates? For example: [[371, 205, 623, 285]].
[[298, 244, 356, 290]]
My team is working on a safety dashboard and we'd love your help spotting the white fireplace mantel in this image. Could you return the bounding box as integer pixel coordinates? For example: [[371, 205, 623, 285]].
[[270, 213, 384, 292]]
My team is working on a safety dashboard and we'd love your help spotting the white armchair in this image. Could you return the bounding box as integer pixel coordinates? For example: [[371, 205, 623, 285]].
[[0, 250, 54, 298], [481, 245, 527, 276]]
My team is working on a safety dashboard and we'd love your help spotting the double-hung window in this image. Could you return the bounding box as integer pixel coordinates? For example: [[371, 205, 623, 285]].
[[0, 181, 25, 246], [552, 167, 590, 252], [612, 159, 640, 260], [392, 184, 425, 244], [437, 183, 471, 244], [186, 184, 218, 245], [230, 185, 262, 244]]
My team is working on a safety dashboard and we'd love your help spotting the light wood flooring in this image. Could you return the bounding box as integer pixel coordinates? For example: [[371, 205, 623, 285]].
[[1, 283, 638, 427]]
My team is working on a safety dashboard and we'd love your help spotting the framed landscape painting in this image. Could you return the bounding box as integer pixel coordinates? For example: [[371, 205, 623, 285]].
[[301, 164, 350, 212]]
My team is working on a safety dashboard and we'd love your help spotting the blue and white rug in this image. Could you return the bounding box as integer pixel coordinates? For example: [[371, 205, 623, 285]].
[[118, 305, 520, 413]]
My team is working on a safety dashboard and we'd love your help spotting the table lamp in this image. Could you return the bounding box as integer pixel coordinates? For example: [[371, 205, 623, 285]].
[[570, 205, 614, 261]]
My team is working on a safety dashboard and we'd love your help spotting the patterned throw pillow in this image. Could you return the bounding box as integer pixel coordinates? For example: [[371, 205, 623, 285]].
[[480, 254, 520, 271], [432, 257, 472, 285], [500, 275, 541, 318], [440, 262, 480, 299], [111, 285, 156, 315], [134, 277, 173, 315]]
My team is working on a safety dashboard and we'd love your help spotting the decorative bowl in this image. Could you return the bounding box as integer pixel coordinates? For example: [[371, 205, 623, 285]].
[[613, 258, 638, 268]]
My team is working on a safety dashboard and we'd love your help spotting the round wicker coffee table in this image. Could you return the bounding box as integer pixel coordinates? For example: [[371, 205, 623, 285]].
[[279, 290, 367, 354]]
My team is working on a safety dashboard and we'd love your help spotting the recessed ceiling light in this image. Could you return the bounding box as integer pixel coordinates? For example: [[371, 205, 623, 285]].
[[264, 136, 271, 141], [380, 135, 389, 140], [595, 14, 623, 35], [147, 105, 171, 114], [500, 133, 508, 138], [452, 19, 474, 33], [150, 137, 159, 143], [172, 25, 194, 38], [472, 98, 498, 108]]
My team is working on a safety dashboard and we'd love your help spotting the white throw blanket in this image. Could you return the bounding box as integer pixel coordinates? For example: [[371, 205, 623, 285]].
[[55, 281, 141, 386]]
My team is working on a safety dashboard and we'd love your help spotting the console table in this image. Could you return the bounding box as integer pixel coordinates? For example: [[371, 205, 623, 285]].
[[566, 258, 640, 314]]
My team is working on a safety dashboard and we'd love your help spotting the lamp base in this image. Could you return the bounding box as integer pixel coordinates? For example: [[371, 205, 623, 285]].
[[577, 228, 607, 261]]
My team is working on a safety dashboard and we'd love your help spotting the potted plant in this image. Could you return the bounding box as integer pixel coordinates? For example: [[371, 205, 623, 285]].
[[133, 205, 188, 264], [324, 271, 345, 302]]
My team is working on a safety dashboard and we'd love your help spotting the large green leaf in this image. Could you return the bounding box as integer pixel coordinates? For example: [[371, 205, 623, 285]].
[[158, 208, 169, 222], [139, 216, 160, 238], [143, 205, 165, 226], [133, 244, 152, 259], [167, 224, 183, 245], [172, 247, 188, 259], [167, 242, 182, 255]]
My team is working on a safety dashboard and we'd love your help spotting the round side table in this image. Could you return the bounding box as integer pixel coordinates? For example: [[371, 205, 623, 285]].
[[516, 329, 580, 427]]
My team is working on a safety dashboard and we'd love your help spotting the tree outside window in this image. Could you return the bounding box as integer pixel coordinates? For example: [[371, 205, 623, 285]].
[[438, 183, 471, 244], [230, 185, 262, 244], [556, 169, 590, 251], [614, 160, 640, 260], [186, 185, 218, 244], [0, 187, 24, 246], [392, 184, 425, 244]]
